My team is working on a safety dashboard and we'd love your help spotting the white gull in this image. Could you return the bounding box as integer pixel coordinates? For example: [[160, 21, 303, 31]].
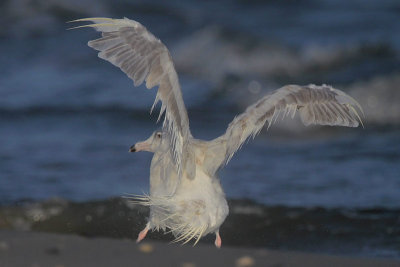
[[69, 17, 363, 247]]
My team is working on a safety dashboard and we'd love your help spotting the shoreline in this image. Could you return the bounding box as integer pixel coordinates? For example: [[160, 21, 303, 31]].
[[1, 198, 399, 259], [1, 230, 399, 267]]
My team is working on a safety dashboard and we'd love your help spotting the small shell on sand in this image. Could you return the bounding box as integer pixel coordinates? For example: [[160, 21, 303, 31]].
[[138, 243, 154, 253], [235, 255, 255, 267]]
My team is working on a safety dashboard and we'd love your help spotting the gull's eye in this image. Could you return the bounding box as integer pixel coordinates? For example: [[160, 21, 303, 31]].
[[156, 132, 162, 138]]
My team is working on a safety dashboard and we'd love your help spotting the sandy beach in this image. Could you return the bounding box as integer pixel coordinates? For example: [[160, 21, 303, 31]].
[[0, 230, 399, 267]]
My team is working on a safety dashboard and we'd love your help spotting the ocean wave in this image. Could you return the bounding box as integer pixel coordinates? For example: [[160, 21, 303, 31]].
[[173, 26, 397, 83], [173, 26, 400, 127], [347, 73, 400, 125], [2, 11, 399, 129]]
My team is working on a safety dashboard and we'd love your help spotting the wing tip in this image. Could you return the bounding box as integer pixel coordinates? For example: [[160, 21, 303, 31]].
[[66, 17, 114, 23], [66, 17, 117, 31], [66, 23, 117, 31]]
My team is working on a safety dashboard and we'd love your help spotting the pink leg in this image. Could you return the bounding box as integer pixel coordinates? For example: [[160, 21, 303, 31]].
[[214, 231, 222, 248], [136, 224, 150, 243]]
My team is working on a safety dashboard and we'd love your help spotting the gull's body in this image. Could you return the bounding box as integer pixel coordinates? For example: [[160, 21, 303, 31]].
[[70, 17, 363, 247], [131, 135, 229, 246]]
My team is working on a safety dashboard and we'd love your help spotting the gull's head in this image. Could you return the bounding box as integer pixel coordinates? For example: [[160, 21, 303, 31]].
[[129, 131, 163, 153]]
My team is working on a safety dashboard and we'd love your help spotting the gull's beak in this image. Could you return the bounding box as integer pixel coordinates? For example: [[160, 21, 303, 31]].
[[129, 140, 151, 152]]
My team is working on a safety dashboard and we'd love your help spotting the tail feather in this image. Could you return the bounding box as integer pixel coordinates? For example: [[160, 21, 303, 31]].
[[125, 194, 209, 245]]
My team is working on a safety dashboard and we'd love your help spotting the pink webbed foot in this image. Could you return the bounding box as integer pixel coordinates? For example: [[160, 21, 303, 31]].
[[214, 231, 222, 248], [136, 224, 150, 243]]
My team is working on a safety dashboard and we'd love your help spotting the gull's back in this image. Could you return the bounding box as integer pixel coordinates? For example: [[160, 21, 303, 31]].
[[145, 137, 229, 243]]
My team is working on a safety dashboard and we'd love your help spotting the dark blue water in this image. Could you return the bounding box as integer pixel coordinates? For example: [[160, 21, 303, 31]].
[[1, 0, 400, 257]]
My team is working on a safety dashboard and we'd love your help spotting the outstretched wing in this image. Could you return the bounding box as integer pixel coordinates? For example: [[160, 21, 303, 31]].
[[222, 84, 363, 163], [69, 17, 191, 172]]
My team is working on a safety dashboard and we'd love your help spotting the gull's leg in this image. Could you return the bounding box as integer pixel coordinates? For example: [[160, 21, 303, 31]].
[[214, 231, 222, 248], [137, 223, 150, 243]]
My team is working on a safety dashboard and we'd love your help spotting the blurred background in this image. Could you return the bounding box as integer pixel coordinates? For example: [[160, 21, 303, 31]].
[[0, 0, 399, 259]]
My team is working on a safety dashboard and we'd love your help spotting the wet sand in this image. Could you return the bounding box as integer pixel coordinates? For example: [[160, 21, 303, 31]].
[[0, 230, 398, 267]]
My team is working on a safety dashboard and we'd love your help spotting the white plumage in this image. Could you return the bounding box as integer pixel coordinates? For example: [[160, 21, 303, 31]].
[[70, 17, 363, 247]]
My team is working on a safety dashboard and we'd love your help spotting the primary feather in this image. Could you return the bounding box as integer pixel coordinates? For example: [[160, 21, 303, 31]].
[[221, 84, 363, 164], [69, 17, 191, 175]]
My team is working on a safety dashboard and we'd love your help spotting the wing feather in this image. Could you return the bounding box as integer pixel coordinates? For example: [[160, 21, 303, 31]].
[[222, 84, 363, 164], [69, 17, 191, 173]]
